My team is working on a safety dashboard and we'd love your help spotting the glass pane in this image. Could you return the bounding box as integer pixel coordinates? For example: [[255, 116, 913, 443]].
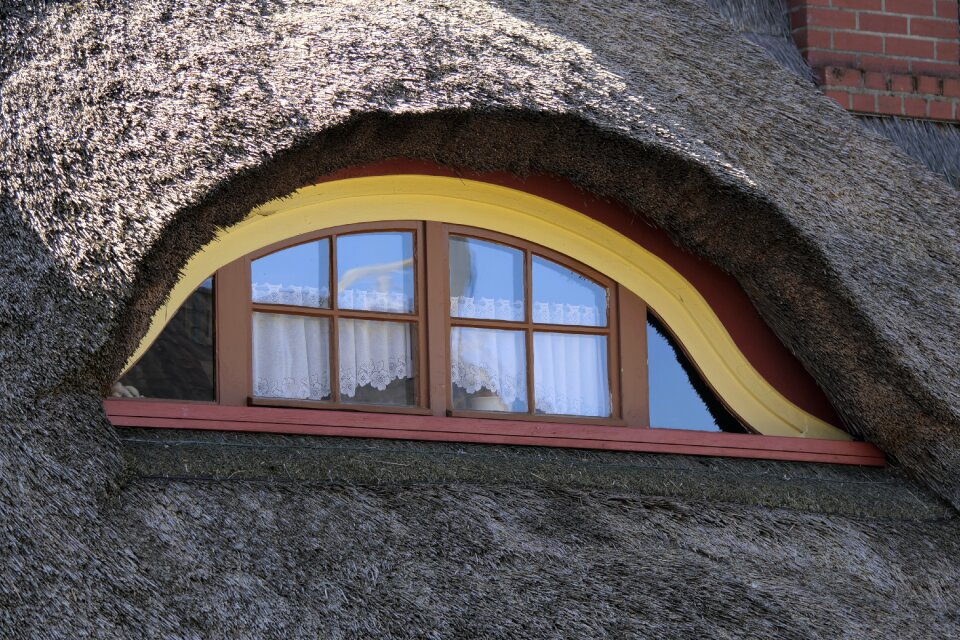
[[251, 239, 331, 308], [532, 255, 607, 327], [534, 332, 610, 417], [252, 313, 331, 401], [647, 317, 743, 432], [337, 232, 415, 313], [339, 318, 417, 406], [449, 236, 524, 321], [113, 278, 215, 401], [451, 327, 527, 412]]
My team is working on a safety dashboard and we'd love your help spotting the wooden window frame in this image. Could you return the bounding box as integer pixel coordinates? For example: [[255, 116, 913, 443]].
[[106, 171, 886, 467], [241, 220, 430, 415], [197, 219, 649, 425]]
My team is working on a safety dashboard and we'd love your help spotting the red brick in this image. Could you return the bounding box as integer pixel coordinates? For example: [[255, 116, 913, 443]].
[[935, 0, 959, 19], [878, 94, 904, 113], [936, 41, 960, 62], [910, 59, 960, 74], [889, 73, 915, 91], [863, 71, 888, 89], [917, 74, 943, 94], [927, 99, 956, 119], [793, 27, 833, 50], [834, 31, 885, 53], [910, 17, 959, 39], [825, 89, 852, 108], [851, 92, 878, 111], [806, 50, 860, 67], [858, 13, 909, 33], [861, 54, 913, 72], [945, 78, 960, 97], [822, 66, 864, 88], [832, 0, 883, 9], [903, 96, 928, 116], [885, 0, 935, 16], [886, 36, 936, 58], [805, 8, 858, 28]]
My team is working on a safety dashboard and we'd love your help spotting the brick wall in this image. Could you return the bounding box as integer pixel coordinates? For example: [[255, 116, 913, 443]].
[[789, 0, 960, 120]]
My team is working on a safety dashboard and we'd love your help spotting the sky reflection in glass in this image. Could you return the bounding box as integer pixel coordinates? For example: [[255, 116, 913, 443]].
[[647, 319, 721, 431]]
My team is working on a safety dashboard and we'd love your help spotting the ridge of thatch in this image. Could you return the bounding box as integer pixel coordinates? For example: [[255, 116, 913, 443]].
[[2, 1, 960, 636]]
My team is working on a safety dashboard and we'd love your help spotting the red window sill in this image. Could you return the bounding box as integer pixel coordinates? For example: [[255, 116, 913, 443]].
[[103, 399, 885, 467]]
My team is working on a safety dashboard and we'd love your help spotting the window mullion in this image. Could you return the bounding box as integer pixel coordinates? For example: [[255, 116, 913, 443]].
[[330, 234, 341, 404], [425, 221, 450, 416], [524, 250, 535, 415]]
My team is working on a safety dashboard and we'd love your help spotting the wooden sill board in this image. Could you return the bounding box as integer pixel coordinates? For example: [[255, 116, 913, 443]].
[[104, 399, 885, 467]]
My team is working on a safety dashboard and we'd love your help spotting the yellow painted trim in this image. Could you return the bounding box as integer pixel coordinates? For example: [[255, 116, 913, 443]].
[[126, 175, 848, 440]]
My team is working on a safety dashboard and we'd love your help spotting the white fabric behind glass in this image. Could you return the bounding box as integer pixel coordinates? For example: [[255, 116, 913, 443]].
[[534, 332, 610, 417], [252, 285, 416, 400], [253, 313, 332, 400], [449, 297, 608, 415], [450, 296, 600, 325], [338, 318, 415, 399], [451, 327, 527, 408], [253, 283, 412, 313]]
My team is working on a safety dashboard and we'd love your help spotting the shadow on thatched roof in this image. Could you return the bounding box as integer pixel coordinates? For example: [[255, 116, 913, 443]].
[[1, 0, 959, 635]]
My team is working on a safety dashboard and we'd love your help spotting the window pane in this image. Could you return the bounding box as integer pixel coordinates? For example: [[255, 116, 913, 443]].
[[252, 312, 332, 401], [337, 232, 415, 313], [532, 255, 607, 327], [339, 318, 416, 406], [451, 327, 528, 412], [252, 239, 331, 308], [647, 317, 744, 432], [534, 332, 610, 417], [449, 236, 524, 321], [113, 278, 215, 401]]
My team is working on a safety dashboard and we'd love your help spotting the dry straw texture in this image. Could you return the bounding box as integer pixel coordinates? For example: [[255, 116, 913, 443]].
[[1, 0, 959, 636]]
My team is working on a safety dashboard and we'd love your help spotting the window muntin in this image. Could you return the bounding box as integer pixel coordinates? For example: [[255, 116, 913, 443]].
[[248, 223, 427, 409], [446, 229, 616, 419]]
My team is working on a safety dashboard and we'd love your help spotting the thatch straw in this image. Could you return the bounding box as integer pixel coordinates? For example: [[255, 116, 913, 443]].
[[1, 0, 959, 635], [707, 0, 815, 81], [859, 116, 960, 189]]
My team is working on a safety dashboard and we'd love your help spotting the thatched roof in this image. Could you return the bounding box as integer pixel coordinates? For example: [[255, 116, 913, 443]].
[[1, 0, 959, 636]]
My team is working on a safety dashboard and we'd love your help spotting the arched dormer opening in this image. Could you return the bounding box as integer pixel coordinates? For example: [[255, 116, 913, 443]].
[[106, 169, 884, 466]]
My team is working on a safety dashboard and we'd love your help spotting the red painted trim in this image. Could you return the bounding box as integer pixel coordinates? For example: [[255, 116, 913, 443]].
[[105, 400, 884, 467], [316, 160, 843, 427]]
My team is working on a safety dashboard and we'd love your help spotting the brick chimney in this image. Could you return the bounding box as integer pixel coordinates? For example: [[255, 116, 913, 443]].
[[789, 0, 960, 120]]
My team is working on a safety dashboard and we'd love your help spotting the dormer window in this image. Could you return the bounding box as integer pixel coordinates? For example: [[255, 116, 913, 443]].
[[108, 173, 882, 466]]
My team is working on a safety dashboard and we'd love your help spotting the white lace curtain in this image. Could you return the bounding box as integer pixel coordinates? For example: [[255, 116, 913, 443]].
[[451, 296, 609, 417], [252, 285, 413, 400], [251, 285, 609, 416]]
